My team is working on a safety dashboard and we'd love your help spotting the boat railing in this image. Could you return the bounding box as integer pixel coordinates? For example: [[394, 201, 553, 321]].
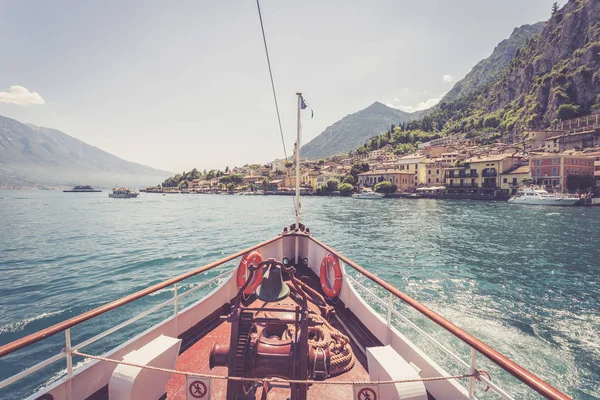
[[0, 235, 281, 397], [0, 233, 570, 400], [307, 234, 570, 400]]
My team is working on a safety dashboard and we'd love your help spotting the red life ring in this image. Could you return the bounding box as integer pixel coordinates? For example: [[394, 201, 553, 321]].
[[320, 254, 343, 298], [237, 251, 264, 295]]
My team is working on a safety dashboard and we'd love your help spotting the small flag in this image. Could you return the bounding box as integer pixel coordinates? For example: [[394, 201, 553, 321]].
[[301, 96, 314, 118]]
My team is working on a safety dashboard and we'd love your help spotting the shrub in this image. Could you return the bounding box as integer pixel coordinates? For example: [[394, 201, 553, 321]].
[[556, 104, 581, 120], [325, 179, 339, 192], [483, 115, 500, 128], [374, 181, 397, 194], [338, 183, 354, 196]]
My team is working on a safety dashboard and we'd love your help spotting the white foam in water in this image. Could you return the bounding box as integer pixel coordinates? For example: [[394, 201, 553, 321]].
[[0, 310, 64, 334]]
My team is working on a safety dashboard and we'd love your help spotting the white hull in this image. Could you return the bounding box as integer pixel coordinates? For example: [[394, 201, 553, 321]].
[[109, 193, 139, 198], [508, 196, 578, 206], [352, 192, 384, 199]]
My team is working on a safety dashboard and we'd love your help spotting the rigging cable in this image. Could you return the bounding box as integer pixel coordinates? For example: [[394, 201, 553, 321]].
[[256, 0, 298, 217]]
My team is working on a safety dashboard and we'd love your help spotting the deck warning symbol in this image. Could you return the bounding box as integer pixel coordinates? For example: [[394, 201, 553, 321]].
[[354, 385, 379, 400], [186, 375, 210, 399]]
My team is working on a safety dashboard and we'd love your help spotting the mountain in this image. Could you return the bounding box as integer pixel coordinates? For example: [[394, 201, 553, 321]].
[[300, 102, 421, 160], [0, 115, 173, 188], [420, 0, 600, 134], [441, 22, 545, 103], [301, 21, 547, 160]]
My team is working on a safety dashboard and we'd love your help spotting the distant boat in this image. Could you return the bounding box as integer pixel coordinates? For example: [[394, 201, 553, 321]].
[[508, 188, 579, 206], [63, 185, 101, 193], [352, 189, 384, 199], [109, 188, 139, 198]]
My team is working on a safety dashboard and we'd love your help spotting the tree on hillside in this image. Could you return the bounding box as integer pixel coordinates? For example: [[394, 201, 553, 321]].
[[556, 104, 581, 120], [350, 163, 369, 181], [342, 175, 355, 185], [206, 169, 217, 180], [374, 181, 397, 194], [551, 2, 560, 15], [225, 166, 229, 173], [219, 174, 244, 187]]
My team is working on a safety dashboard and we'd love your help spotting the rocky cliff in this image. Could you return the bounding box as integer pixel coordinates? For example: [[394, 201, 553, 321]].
[[442, 22, 545, 103], [421, 0, 600, 135]]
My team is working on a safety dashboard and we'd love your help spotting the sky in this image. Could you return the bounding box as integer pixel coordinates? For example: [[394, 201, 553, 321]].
[[0, 0, 557, 173]]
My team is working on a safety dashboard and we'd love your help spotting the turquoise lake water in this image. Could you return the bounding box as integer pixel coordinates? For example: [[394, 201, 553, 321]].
[[0, 190, 598, 399]]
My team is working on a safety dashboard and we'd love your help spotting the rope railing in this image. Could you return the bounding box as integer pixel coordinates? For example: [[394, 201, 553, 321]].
[[70, 350, 491, 388]]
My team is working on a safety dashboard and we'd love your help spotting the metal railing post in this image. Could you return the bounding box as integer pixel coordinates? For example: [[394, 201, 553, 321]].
[[468, 348, 477, 398], [386, 293, 393, 327], [173, 283, 179, 334], [174, 283, 179, 317], [65, 328, 73, 400]]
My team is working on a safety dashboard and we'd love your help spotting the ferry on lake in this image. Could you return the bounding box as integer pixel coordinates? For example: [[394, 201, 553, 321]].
[[63, 185, 101, 193], [109, 188, 139, 198], [508, 188, 580, 206]]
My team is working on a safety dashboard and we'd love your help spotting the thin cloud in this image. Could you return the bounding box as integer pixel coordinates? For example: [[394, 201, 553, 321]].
[[0, 86, 45, 105], [442, 74, 455, 83], [398, 93, 446, 113]]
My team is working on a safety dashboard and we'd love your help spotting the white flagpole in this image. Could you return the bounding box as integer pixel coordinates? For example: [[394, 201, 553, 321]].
[[295, 92, 302, 230]]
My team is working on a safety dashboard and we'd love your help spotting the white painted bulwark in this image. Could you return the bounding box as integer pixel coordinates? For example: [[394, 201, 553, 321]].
[[366, 346, 427, 400], [108, 335, 181, 400]]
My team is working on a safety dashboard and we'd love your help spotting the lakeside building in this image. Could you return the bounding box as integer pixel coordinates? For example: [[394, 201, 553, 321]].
[[268, 179, 284, 191], [423, 146, 452, 159], [242, 175, 264, 186], [419, 159, 444, 186], [188, 179, 212, 190], [269, 159, 288, 173], [544, 130, 600, 152], [499, 165, 530, 195], [417, 134, 463, 149], [583, 149, 600, 184], [302, 170, 319, 189], [443, 154, 522, 197], [316, 173, 345, 189], [395, 155, 424, 186], [464, 154, 522, 189], [437, 152, 460, 166], [525, 130, 564, 151], [529, 153, 594, 190], [444, 165, 479, 190], [357, 170, 415, 192]]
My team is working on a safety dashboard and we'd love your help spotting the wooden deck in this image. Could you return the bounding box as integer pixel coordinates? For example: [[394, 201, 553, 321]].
[[165, 292, 371, 399]]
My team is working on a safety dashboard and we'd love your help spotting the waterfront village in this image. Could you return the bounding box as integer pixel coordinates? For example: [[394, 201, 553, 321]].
[[143, 113, 600, 202]]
